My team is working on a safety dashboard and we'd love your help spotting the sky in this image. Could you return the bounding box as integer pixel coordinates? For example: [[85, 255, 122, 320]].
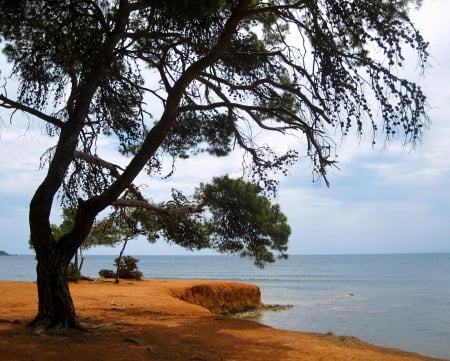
[[0, 1, 449, 256]]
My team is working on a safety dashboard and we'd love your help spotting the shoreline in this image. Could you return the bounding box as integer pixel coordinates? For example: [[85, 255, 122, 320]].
[[0, 280, 447, 361]]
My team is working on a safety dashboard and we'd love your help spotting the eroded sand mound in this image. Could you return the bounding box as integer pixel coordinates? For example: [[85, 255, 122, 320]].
[[170, 281, 263, 314]]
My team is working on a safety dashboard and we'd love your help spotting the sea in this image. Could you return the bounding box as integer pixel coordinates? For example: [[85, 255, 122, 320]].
[[1, 253, 449, 360]]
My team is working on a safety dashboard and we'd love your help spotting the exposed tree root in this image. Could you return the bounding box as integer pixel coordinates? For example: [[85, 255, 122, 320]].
[[29, 316, 95, 336]]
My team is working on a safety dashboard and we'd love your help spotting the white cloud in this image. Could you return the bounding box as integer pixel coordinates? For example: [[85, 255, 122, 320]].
[[0, 123, 56, 192], [279, 182, 449, 255]]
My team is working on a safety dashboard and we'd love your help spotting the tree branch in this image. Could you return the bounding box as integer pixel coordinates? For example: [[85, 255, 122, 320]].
[[73, 151, 124, 178], [87, 0, 252, 212], [112, 198, 205, 216], [73, 151, 205, 216], [0, 95, 66, 128]]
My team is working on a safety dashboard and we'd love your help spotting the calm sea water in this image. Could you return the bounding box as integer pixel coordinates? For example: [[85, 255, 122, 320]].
[[1, 253, 449, 359]]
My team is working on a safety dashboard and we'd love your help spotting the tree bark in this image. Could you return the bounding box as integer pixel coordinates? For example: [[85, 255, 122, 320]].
[[30, 245, 79, 332], [115, 238, 129, 284]]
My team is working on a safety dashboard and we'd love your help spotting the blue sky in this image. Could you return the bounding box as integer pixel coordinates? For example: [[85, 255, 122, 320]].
[[0, 2, 449, 256]]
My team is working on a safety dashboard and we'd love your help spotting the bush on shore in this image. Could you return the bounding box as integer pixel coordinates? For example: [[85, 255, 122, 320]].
[[99, 255, 143, 281]]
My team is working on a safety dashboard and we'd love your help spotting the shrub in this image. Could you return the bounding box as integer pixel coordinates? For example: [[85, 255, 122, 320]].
[[116, 255, 143, 280], [99, 269, 115, 278], [98, 255, 143, 280]]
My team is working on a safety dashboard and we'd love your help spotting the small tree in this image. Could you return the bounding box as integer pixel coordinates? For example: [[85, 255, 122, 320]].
[[99, 255, 143, 281], [103, 201, 159, 283]]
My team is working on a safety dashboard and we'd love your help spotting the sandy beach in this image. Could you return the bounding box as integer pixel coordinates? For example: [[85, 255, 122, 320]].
[[0, 280, 446, 361]]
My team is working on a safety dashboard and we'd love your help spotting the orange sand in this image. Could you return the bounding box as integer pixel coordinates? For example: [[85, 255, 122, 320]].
[[0, 280, 446, 361]]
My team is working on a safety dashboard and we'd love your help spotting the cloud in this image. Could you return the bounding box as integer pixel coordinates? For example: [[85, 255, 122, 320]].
[[279, 180, 449, 255], [0, 121, 56, 188]]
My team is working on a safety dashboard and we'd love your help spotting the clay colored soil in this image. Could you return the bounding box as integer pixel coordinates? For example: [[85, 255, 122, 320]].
[[0, 280, 445, 361]]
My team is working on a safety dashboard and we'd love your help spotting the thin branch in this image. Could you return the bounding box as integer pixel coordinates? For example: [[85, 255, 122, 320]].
[[0, 95, 66, 128], [112, 198, 205, 216], [74, 151, 124, 178]]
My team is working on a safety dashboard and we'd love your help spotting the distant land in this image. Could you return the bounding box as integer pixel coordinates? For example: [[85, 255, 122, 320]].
[[0, 250, 11, 256]]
